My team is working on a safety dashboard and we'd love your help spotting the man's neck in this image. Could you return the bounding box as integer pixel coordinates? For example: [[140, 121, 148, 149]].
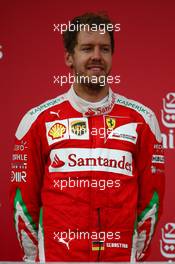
[[73, 83, 109, 103]]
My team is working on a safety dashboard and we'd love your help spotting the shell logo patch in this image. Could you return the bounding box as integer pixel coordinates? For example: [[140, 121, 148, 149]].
[[46, 118, 89, 145], [48, 123, 66, 139]]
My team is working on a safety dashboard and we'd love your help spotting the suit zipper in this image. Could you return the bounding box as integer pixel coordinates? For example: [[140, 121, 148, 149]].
[[97, 207, 101, 261]]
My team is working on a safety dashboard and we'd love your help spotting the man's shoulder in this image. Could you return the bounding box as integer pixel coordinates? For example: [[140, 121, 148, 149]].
[[15, 92, 67, 140], [27, 92, 67, 116], [114, 92, 162, 142], [115, 93, 154, 121]]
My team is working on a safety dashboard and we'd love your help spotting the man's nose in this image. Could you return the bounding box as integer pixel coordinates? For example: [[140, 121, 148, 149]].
[[91, 46, 102, 61]]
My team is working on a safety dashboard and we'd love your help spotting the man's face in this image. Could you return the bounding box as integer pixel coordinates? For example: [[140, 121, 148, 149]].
[[66, 30, 112, 88]]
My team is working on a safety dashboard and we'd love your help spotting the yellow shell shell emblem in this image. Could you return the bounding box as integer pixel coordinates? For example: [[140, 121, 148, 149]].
[[48, 123, 66, 139], [106, 117, 116, 130]]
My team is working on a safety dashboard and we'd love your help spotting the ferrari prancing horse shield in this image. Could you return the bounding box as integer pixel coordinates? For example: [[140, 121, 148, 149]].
[[106, 117, 116, 130]]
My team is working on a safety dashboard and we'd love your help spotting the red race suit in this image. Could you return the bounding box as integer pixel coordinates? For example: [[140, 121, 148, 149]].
[[10, 86, 165, 262]]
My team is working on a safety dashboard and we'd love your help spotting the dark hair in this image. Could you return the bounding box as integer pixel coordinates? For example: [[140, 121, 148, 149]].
[[63, 12, 115, 54]]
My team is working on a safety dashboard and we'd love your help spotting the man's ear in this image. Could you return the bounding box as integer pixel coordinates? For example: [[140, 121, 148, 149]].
[[65, 52, 73, 68]]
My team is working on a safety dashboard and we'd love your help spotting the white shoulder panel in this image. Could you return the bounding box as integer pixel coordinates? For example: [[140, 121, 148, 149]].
[[16, 93, 67, 140], [116, 94, 162, 142]]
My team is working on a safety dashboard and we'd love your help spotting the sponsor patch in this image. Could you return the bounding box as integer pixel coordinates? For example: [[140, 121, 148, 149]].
[[11, 171, 27, 182], [71, 120, 86, 135], [14, 141, 27, 152], [106, 117, 116, 130], [49, 148, 133, 176], [107, 122, 139, 144], [46, 120, 69, 145], [46, 118, 89, 145], [69, 118, 89, 139], [11, 162, 27, 170], [151, 165, 164, 174], [11, 146, 28, 183], [152, 155, 165, 164], [48, 123, 66, 139], [51, 154, 65, 168]]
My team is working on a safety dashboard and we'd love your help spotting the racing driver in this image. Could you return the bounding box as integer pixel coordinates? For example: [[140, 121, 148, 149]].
[[10, 12, 165, 262]]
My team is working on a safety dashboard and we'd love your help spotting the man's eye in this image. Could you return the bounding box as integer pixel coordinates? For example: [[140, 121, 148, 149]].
[[82, 47, 91, 51], [102, 47, 110, 52]]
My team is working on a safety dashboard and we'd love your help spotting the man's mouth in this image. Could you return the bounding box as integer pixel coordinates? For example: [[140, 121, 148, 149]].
[[87, 65, 104, 70], [86, 65, 105, 73]]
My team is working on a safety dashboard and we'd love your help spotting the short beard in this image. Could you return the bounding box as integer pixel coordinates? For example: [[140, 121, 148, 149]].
[[83, 81, 104, 91], [76, 74, 107, 91]]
